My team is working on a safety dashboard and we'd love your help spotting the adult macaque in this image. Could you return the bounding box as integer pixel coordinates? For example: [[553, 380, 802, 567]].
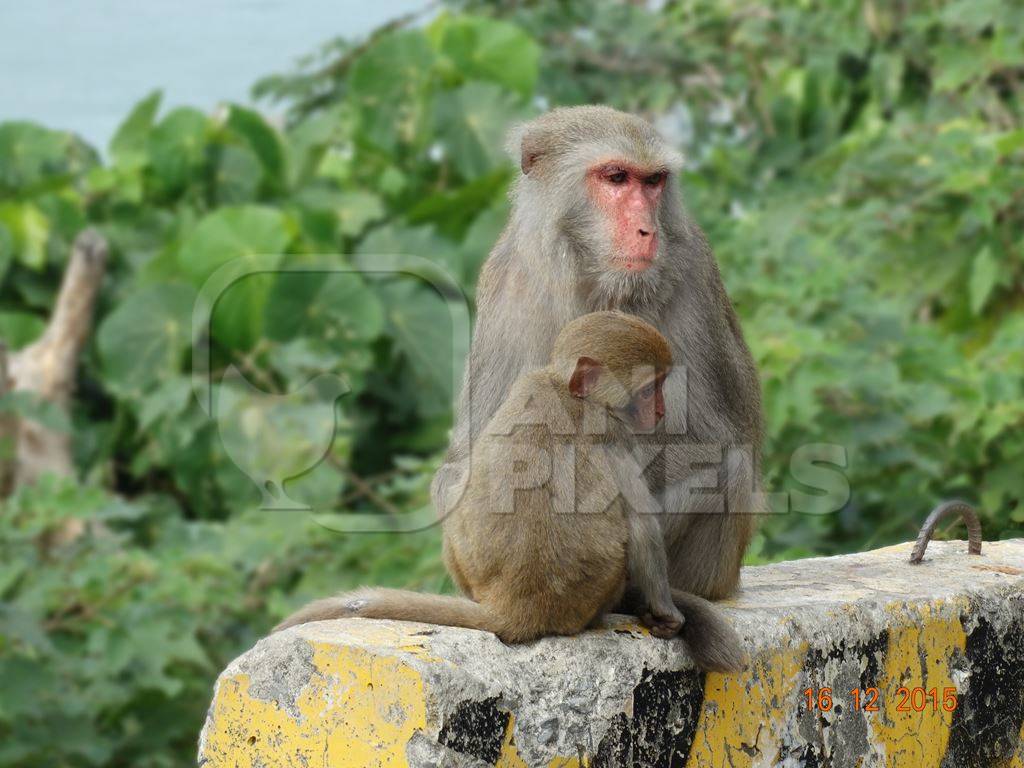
[[277, 312, 744, 671], [433, 106, 764, 608]]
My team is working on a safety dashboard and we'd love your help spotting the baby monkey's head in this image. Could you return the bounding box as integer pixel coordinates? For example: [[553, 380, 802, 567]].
[[552, 311, 672, 431]]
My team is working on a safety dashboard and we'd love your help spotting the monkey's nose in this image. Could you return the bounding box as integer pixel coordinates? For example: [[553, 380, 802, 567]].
[[638, 228, 652, 237]]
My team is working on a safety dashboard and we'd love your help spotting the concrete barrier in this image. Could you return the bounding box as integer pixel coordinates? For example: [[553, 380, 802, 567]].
[[199, 539, 1024, 767]]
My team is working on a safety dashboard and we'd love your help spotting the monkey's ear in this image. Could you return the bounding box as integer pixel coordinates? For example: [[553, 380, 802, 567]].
[[520, 136, 543, 174], [508, 124, 543, 174], [506, 120, 548, 175], [569, 357, 602, 398], [521, 153, 537, 174]]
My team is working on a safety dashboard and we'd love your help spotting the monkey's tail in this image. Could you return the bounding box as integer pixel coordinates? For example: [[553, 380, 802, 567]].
[[671, 589, 746, 672], [273, 587, 499, 635]]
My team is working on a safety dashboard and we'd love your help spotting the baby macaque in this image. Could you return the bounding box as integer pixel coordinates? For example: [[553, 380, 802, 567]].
[[277, 311, 743, 671]]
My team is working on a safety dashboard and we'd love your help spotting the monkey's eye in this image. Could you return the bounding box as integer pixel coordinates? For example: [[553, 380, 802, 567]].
[[639, 383, 655, 399], [606, 171, 628, 185], [643, 172, 666, 187]]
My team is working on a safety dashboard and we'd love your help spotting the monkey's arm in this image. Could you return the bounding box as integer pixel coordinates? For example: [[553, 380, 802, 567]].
[[606, 446, 684, 638], [659, 446, 761, 599], [601, 445, 746, 670]]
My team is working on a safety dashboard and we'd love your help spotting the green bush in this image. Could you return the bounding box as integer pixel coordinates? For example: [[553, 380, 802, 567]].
[[0, 477, 443, 766], [0, 1, 1021, 764]]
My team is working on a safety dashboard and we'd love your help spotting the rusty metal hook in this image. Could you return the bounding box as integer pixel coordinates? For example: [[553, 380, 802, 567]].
[[908, 500, 983, 564]]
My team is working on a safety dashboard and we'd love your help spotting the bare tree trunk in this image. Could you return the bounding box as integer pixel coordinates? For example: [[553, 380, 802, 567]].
[[6, 229, 108, 490]]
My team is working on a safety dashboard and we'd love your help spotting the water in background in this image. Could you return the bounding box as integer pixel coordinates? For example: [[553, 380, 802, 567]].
[[1, 0, 419, 151]]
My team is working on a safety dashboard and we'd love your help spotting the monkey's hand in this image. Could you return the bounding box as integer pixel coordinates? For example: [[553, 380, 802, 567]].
[[641, 602, 685, 639]]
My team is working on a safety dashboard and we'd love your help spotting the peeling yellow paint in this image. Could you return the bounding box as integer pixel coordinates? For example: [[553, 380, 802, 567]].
[[547, 757, 585, 768], [201, 640, 428, 768], [496, 714, 530, 768], [602, 615, 652, 636], [868, 603, 967, 767], [308, 622, 442, 663], [686, 641, 807, 767]]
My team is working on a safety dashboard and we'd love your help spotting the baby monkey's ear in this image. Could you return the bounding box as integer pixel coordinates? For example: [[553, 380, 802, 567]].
[[569, 356, 602, 398]]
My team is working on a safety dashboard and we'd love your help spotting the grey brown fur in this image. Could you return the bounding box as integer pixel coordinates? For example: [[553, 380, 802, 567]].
[[278, 107, 757, 672], [435, 105, 763, 622], [279, 312, 744, 671]]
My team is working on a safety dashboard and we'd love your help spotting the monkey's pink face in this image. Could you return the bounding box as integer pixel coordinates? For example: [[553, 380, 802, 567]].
[[628, 374, 667, 432], [586, 162, 667, 272]]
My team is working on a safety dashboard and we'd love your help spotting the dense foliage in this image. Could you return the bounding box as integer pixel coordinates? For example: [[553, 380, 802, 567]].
[[0, 1, 1021, 764]]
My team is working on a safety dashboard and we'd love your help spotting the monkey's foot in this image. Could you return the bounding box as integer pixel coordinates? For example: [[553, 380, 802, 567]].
[[641, 607, 684, 638]]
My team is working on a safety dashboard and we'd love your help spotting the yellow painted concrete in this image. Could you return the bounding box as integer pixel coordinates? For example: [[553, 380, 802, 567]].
[[199, 607, 1001, 767], [547, 758, 586, 767], [495, 714, 531, 768], [201, 641, 428, 768], [201, 540, 1024, 767], [686, 641, 807, 767], [868, 603, 967, 767]]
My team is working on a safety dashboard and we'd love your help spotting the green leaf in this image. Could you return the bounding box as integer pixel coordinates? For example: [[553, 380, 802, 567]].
[[0, 222, 13, 281], [934, 44, 992, 91], [178, 206, 292, 348], [0, 310, 45, 347], [291, 188, 384, 237], [136, 376, 192, 430], [0, 121, 92, 193], [371, 277, 465, 418], [285, 110, 342, 187], [267, 338, 343, 382], [213, 145, 263, 204], [109, 90, 162, 161], [348, 30, 437, 153], [940, 0, 1006, 31], [212, 273, 280, 350], [265, 269, 384, 345], [336, 191, 385, 237], [430, 15, 540, 96], [0, 202, 50, 269], [318, 273, 386, 342], [147, 107, 209, 194], [994, 129, 1024, 157], [357, 224, 461, 284], [433, 82, 530, 178], [226, 104, 287, 190], [97, 283, 196, 396], [178, 206, 291, 283], [407, 168, 510, 242], [969, 246, 999, 315]]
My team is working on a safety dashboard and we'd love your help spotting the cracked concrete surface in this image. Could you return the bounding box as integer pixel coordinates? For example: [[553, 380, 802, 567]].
[[199, 539, 1024, 767]]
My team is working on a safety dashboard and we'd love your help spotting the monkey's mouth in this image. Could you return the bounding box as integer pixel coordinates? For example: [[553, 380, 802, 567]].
[[613, 252, 656, 272], [613, 233, 658, 271]]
